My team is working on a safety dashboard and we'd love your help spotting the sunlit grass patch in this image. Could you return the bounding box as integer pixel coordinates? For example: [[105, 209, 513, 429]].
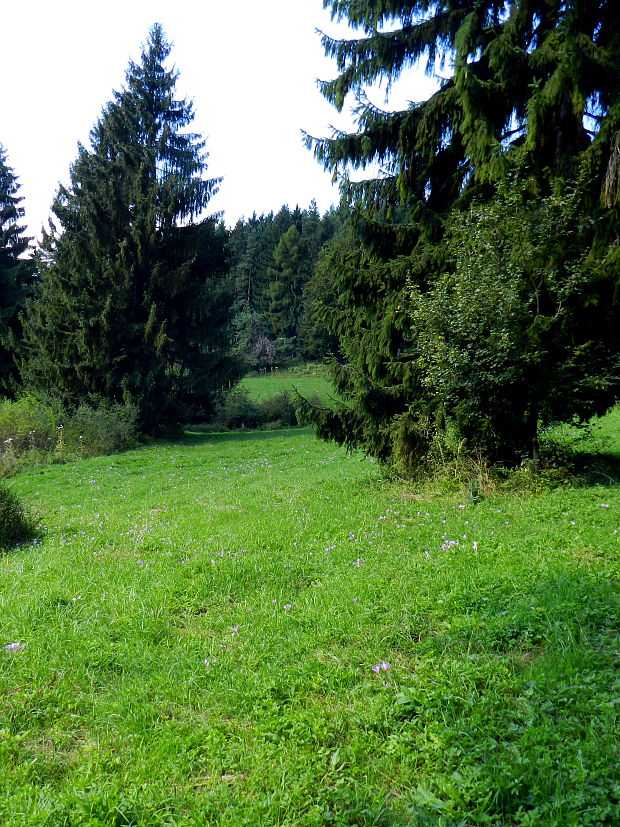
[[240, 363, 335, 404], [0, 421, 619, 824]]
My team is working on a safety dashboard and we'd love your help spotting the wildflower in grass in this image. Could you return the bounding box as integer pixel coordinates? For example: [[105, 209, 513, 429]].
[[372, 662, 391, 673], [283, 603, 292, 610], [5, 642, 24, 653], [71, 596, 83, 602], [600, 503, 610, 508], [352, 557, 365, 567], [472, 541, 478, 552], [441, 539, 459, 551], [231, 626, 239, 633], [204, 658, 211, 666]]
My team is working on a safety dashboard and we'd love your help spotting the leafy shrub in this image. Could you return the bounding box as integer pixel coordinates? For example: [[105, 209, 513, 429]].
[[63, 403, 139, 457], [0, 484, 37, 548], [259, 391, 298, 428], [0, 397, 139, 475], [211, 389, 262, 430], [0, 395, 61, 451]]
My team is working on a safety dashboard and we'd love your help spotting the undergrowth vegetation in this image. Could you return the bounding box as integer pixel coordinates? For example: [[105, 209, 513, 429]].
[[208, 388, 300, 431], [0, 483, 37, 548], [201, 365, 334, 432], [0, 397, 138, 476], [0, 412, 618, 824]]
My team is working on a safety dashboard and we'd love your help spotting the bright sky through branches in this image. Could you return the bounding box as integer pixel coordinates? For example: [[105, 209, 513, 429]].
[[3, 0, 437, 237]]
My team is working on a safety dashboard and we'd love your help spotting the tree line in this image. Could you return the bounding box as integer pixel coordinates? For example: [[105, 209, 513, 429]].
[[229, 202, 344, 369], [2, 3, 619, 470], [0, 25, 339, 434]]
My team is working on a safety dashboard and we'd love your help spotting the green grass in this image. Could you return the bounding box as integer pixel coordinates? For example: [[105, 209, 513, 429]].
[[0, 417, 619, 825], [240, 364, 335, 404]]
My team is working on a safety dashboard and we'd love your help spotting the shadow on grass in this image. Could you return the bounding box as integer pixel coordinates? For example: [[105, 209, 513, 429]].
[[564, 451, 620, 487]]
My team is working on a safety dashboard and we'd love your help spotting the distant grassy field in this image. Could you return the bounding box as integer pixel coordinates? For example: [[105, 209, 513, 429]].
[[240, 364, 336, 404], [1, 413, 619, 824]]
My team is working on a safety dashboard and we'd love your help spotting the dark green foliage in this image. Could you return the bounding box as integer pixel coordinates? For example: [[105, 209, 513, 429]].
[[264, 224, 302, 343], [0, 145, 33, 395], [231, 307, 276, 370], [19, 26, 239, 432], [62, 403, 138, 457], [229, 203, 345, 367], [0, 483, 36, 548], [210, 389, 262, 430], [258, 390, 298, 428], [408, 180, 620, 464], [304, 0, 620, 471], [210, 388, 298, 431], [300, 220, 356, 362]]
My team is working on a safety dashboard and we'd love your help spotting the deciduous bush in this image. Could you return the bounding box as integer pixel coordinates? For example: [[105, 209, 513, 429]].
[[0, 397, 139, 475], [210, 389, 262, 431], [63, 403, 138, 457], [0, 396, 61, 450], [259, 391, 298, 428]]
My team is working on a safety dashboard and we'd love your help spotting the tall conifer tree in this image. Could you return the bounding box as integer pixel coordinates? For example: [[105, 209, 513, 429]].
[[20, 25, 237, 430], [0, 145, 33, 395], [264, 224, 302, 342], [304, 0, 620, 469]]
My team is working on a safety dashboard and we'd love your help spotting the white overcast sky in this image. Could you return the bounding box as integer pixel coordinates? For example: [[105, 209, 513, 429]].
[[2, 0, 437, 238]]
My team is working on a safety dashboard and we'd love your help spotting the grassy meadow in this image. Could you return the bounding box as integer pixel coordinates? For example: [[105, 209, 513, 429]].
[[240, 364, 336, 405], [1, 406, 619, 824]]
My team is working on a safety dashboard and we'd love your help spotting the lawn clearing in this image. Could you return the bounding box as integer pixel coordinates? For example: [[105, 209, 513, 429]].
[[1, 423, 619, 825], [240, 364, 335, 405]]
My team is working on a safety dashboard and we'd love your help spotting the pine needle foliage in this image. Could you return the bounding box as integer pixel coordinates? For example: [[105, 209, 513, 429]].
[[302, 0, 620, 472], [0, 145, 33, 395], [19, 25, 238, 432]]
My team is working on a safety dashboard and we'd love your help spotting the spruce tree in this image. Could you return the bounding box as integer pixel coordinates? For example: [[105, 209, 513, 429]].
[[0, 145, 33, 395], [20, 25, 238, 430], [303, 0, 620, 470], [264, 225, 302, 342]]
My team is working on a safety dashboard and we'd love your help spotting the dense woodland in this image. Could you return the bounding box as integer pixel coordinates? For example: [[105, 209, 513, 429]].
[[1, 0, 620, 473]]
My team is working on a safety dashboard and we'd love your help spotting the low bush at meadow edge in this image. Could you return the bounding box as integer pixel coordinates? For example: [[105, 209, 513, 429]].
[[0, 410, 618, 824], [0, 483, 38, 549], [203, 364, 336, 432], [0, 396, 138, 476]]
